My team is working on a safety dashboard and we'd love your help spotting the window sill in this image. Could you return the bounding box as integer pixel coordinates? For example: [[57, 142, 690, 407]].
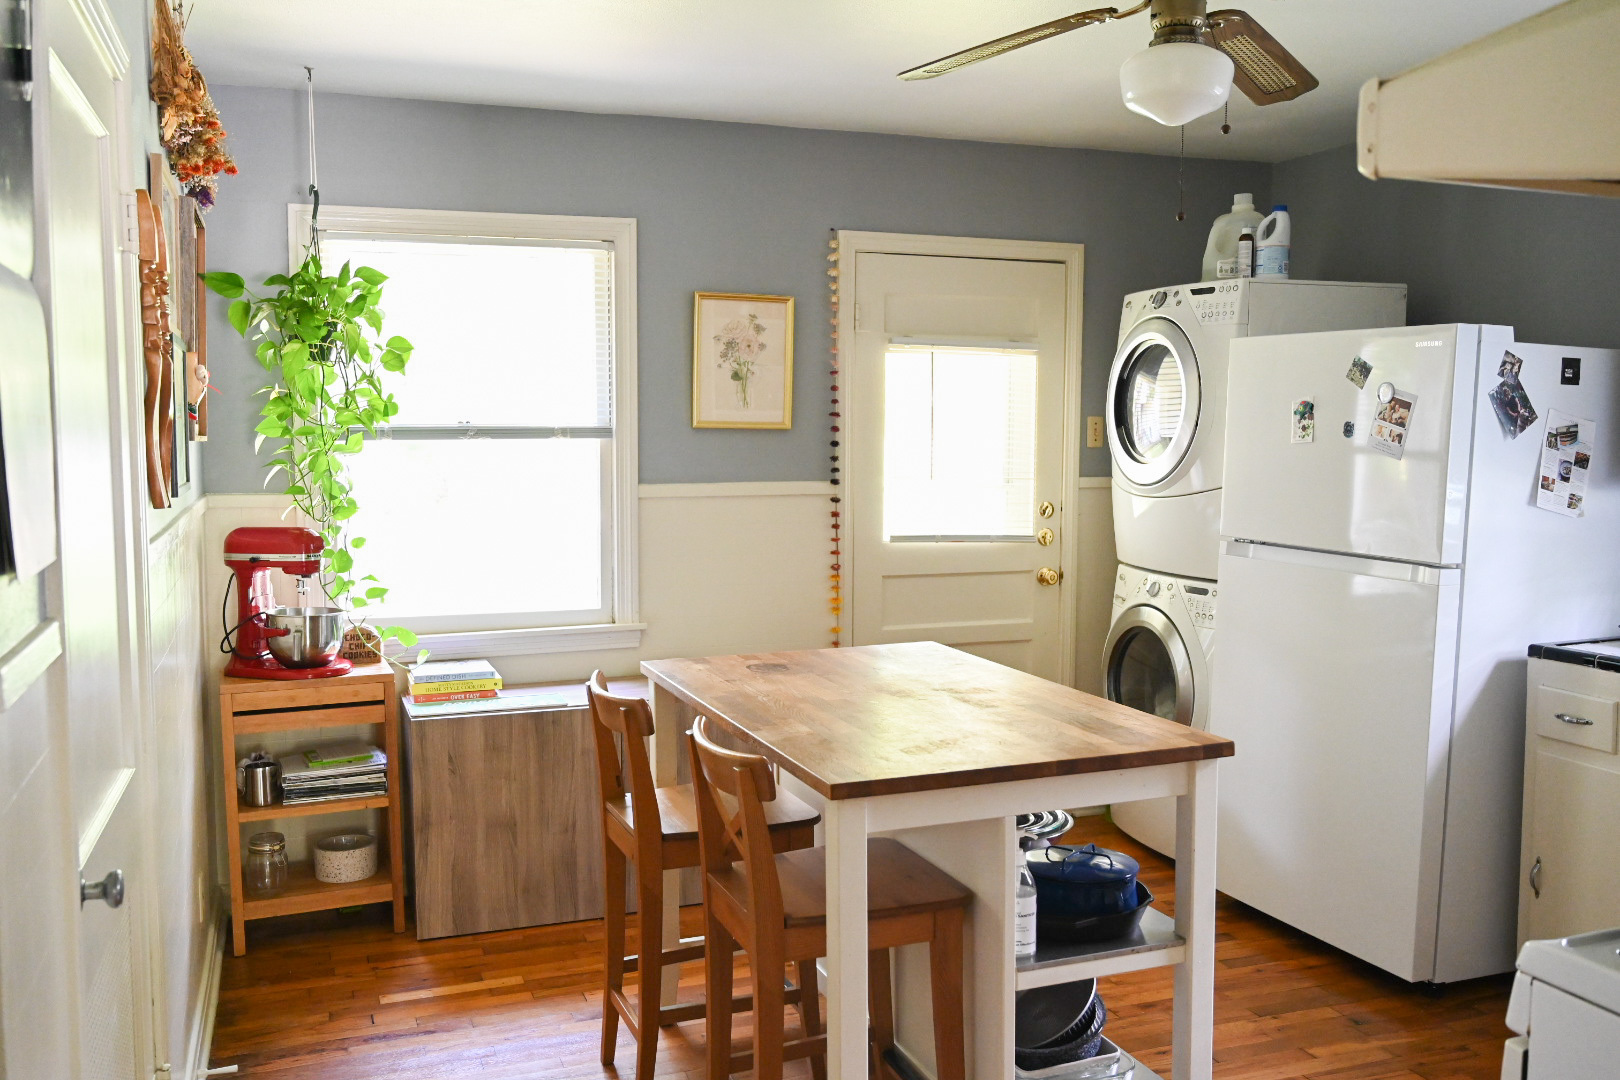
[[389, 622, 646, 661]]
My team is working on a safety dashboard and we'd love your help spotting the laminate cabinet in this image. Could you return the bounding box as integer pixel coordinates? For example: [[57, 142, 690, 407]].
[[1519, 644, 1620, 945], [404, 677, 647, 939]]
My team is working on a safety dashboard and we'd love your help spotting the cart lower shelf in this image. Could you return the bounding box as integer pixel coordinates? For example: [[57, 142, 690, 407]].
[[242, 859, 394, 920]]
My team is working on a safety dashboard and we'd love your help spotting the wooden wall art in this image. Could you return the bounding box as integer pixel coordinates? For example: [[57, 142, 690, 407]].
[[136, 188, 173, 509]]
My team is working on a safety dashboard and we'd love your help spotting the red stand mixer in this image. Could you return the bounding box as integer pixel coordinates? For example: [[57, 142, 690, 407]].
[[223, 526, 353, 680]]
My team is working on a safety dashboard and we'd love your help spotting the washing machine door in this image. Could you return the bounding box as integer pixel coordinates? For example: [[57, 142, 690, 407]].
[[1108, 316, 1202, 489], [1103, 604, 1195, 727]]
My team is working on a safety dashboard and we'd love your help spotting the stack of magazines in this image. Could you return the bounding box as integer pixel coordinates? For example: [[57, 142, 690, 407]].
[[278, 740, 388, 805]]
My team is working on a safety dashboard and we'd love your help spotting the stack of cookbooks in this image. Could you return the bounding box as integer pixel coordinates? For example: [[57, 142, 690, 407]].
[[406, 660, 502, 703], [278, 740, 388, 805]]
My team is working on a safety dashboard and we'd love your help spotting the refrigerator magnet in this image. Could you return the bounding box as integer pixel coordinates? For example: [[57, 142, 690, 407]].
[[1369, 387, 1417, 459], [1346, 357, 1371, 388], [1291, 399, 1315, 443]]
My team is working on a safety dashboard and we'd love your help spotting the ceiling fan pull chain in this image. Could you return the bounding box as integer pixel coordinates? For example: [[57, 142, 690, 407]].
[[1221, 101, 1231, 135], [1176, 124, 1186, 221]]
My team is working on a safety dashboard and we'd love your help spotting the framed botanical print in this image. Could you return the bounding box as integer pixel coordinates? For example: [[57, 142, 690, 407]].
[[692, 291, 794, 429]]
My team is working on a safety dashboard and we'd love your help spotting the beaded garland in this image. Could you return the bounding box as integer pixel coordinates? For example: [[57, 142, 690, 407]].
[[827, 233, 842, 647]]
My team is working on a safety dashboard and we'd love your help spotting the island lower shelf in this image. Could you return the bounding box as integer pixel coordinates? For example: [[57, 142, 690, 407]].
[[1015, 906, 1185, 990]]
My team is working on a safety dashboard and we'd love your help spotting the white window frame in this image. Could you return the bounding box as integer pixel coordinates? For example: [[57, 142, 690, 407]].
[[287, 204, 641, 657]]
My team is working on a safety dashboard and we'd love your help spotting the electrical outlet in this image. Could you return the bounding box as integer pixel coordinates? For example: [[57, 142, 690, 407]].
[[1086, 416, 1104, 448]]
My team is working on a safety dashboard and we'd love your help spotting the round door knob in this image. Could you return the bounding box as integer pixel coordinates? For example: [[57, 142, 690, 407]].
[[1036, 567, 1061, 586], [1037, 501, 1055, 519], [1036, 528, 1055, 547], [81, 869, 125, 909]]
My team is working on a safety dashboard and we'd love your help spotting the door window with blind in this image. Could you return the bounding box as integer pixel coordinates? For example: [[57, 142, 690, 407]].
[[882, 345, 1038, 542], [305, 209, 637, 637]]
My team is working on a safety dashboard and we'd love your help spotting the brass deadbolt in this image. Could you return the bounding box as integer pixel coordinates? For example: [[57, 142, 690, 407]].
[[1037, 528, 1055, 546]]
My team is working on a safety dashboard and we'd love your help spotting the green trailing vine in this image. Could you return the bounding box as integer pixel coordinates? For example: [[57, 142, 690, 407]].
[[203, 251, 419, 649]]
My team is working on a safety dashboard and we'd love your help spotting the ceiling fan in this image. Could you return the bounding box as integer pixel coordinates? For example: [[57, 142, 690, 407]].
[[898, 0, 1319, 127]]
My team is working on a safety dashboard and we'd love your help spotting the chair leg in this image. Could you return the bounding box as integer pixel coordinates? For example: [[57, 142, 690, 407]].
[[795, 958, 826, 1080], [928, 911, 966, 1080], [634, 872, 664, 1080], [601, 844, 629, 1066], [706, 911, 736, 1080], [868, 949, 895, 1079], [753, 943, 788, 1080]]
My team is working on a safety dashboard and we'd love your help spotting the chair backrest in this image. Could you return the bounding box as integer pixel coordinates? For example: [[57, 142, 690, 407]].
[[586, 671, 661, 847], [687, 715, 785, 943]]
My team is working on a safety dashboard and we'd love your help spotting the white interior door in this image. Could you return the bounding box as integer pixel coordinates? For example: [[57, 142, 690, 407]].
[[849, 249, 1075, 680], [39, 18, 148, 1079]]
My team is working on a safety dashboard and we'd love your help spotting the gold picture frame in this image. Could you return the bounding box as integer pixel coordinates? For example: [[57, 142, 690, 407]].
[[692, 291, 794, 429]]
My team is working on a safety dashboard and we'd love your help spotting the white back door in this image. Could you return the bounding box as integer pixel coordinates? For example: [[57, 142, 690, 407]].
[[849, 249, 1076, 680], [1221, 324, 1485, 565], [38, 7, 149, 1076]]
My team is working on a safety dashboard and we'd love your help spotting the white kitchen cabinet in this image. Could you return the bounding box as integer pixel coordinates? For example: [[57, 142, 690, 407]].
[[1519, 646, 1620, 946]]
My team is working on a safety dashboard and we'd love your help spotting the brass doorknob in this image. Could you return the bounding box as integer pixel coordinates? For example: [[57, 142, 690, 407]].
[[1037, 528, 1055, 547], [1037, 501, 1056, 519], [1036, 567, 1061, 586]]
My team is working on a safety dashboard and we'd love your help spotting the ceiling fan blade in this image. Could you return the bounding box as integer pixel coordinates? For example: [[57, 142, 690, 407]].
[[1206, 9, 1319, 104], [898, 5, 1147, 81]]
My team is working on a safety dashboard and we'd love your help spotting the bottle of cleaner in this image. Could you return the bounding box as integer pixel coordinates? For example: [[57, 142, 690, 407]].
[[1236, 225, 1257, 279], [1202, 192, 1263, 281], [1015, 845, 1037, 959], [1256, 205, 1291, 279]]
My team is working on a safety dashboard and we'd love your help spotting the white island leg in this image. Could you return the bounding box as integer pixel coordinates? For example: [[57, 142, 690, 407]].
[[1172, 758, 1218, 1080], [823, 797, 871, 1080]]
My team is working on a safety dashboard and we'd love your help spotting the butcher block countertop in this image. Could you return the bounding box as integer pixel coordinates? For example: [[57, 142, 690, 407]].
[[641, 641, 1234, 801]]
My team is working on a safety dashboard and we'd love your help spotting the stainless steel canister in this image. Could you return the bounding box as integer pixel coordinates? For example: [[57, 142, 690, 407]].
[[241, 759, 280, 807]]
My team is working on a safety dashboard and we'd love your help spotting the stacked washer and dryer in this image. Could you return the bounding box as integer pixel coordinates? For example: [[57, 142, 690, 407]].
[[1103, 278, 1408, 854]]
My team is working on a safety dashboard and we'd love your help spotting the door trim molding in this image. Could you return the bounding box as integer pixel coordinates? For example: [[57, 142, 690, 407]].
[[834, 231, 1085, 686]]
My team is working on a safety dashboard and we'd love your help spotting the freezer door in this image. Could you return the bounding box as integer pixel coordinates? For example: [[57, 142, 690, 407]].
[[1211, 540, 1461, 982], [1221, 324, 1495, 565]]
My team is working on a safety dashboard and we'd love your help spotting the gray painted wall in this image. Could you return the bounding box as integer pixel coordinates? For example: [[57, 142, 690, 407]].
[[202, 86, 1270, 488], [1273, 146, 1620, 348]]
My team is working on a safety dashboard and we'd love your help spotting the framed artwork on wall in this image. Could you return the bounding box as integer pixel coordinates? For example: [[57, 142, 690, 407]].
[[692, 291, 794, 429]]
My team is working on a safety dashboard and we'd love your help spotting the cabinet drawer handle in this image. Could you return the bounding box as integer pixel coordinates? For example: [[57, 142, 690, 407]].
[[1556, 713, 1594, 726], [1530, 857, 1542, 899]]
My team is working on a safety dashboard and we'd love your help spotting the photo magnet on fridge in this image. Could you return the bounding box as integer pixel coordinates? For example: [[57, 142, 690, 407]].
[[1368, 388, 1416, 459], [1291, 399, 1315, 443], [1489, 350, 1538, 439], [1346, 357, 1372, 389]]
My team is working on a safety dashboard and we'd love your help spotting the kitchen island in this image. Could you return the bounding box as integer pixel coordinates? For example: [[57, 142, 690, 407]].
[[643, 641, 1233, 1080]]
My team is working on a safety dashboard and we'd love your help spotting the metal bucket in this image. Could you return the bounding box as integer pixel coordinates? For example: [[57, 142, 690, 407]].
[[263, 606, 347, 668]]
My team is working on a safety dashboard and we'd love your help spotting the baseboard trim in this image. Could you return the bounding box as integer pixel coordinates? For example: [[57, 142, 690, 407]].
[[183, 899, 228, 1080]]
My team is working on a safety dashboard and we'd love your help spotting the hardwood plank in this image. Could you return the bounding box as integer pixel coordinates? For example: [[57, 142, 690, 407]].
[[209, 821, 1512, 1080], [378, 975, 527, 1005], [641, 642, 1233, 800]]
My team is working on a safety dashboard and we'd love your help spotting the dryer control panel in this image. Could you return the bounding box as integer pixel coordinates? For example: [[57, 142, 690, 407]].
[[1182, 584, 1217, 629], [1187, 282, 1244, 326]]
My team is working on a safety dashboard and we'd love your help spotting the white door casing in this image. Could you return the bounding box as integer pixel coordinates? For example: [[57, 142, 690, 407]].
[[839, 235, 1082, 683], [34, 0, 152, 1072]]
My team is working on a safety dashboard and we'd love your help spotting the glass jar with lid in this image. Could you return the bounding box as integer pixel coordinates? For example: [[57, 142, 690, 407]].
[[245, 831, 288, 897]]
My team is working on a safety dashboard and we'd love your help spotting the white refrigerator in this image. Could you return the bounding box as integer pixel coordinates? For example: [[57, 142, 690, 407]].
[[1212, 324, 1620, 984]]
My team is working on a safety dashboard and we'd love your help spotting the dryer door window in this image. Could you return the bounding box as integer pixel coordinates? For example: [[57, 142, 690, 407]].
[[1108, 318, 1202, 489], [1104, 605, 1195, 727]]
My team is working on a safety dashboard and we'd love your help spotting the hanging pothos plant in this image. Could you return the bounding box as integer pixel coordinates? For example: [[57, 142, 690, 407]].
[[203, 251, 419, 650]]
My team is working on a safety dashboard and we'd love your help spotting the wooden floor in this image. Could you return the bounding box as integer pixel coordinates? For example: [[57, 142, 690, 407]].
[[210, 820, 1513, 1079]]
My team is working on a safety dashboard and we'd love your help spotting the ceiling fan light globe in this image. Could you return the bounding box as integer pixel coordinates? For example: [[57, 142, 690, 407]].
[[1119, 42, 1235, 126]]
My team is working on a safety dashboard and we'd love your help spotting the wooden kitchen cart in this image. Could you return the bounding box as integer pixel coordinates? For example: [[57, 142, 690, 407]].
[[219, 660, 406, 955]]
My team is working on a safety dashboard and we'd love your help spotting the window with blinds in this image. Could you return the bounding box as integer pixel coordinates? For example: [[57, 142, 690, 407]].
[[318, 233, 618, 628], [882, 345, 1038, 542]]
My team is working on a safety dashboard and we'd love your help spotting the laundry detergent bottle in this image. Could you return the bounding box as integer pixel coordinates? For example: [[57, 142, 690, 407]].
[[1201, 192, 1263, 281], [1256, 205, 1291, 279]]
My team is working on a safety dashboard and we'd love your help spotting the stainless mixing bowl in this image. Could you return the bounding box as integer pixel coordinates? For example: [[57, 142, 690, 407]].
[[263, 606, 347, 668]]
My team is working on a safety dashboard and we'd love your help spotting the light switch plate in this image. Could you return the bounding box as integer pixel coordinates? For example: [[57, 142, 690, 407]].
[[1086, 416, 1104, 448]]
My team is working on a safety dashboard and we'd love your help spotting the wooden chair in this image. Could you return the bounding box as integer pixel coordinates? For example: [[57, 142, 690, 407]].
[[586, 672, 821, 1080], [687, 714, 971, 1080]]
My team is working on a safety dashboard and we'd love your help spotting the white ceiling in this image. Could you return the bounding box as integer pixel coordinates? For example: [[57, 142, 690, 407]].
[[187, 0, 1565, 162]]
